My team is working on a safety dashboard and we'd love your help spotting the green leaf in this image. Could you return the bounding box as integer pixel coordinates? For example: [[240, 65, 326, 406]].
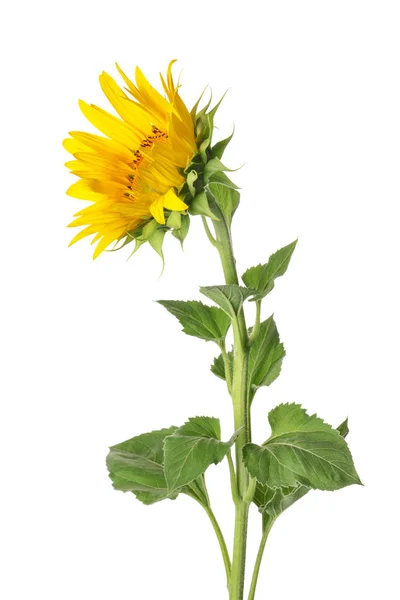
[[158, 300, 231, 343], [248, 316, 286, 393], [211, 128, 235, 159], [337, 418, 349, 438], [206, 182, 240, 225], [211, 351, 233, 380], [211, 316, 285, 392], [243, 403, 362, 491], [253, 418, 353, 517], [254, 483, 310, 518], [200, 284, 253, 318], [106, 427, 179, 505], [164, 416, 239, 493], [242, 240, 298, 300]]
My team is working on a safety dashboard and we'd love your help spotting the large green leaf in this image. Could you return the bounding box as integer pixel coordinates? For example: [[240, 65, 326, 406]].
[[200, 284, 253, 318], [248, 316, 285, 393], [158, 300, 231, 344], [106, 427, 179, 505], [253, 419, 351, 517], [243, 404, 361, 491], [164, 416, 239, 493], [242, 240, 297, 301]]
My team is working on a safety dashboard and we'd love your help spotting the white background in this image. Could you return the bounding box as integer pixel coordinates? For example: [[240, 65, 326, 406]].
[[1, 1, 399, 598]]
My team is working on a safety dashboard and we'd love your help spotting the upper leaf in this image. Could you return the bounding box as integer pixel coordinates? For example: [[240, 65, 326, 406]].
[[158, 300, 231, 344], [211, 316, 285, 394], [164, 416, 239, 493], [242, 240, 297, 301], [200, 284, 253, 318], [248, 316, 286, 393], [106, 427, 179, 505], [243, 403, 361, 491], [211, 350, 233, 381]]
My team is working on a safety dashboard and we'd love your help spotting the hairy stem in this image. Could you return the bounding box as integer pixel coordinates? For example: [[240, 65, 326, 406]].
[[247, 516, 276, 600], [209, 211, 251, 600]]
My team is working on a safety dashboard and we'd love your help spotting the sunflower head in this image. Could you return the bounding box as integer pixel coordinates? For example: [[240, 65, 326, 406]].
[[64, 61, 237, 260]]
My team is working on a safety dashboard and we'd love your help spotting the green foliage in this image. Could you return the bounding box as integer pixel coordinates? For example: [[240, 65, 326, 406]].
[[200, 284, 253, 318], [253, 483, 310, 518], [210, 316, 284, 395], [164, 416, 239, 493], [242, 240, 297, 300], [211, 350, 233, 380], [158, 300, 231, 344], [253, 419, 351, 517], [248, 316, 285, 394], [106, 427, 179, 505], [243, 403, 361, 491]]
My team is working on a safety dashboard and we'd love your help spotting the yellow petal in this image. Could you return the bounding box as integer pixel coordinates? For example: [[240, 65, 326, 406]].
[[66, 179, 103, 201], [149, 196, 166, 224], [99, 71, 150, 136], [79, 100, 141, 149], [162, 189, 188, 211]]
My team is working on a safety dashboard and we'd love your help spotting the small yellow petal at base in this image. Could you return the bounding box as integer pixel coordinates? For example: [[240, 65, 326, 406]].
[[150, 196, 166, 224], [162, 188, 188, 212]]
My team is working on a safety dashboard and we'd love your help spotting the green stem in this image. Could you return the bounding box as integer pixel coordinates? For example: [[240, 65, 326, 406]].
[[249, 300, 261, 344], [204, 505, 232, 585], [209, 211, 251, 600], [220, 340, 233, 394], [247, 517, 276, 600], [227, 450, 239, 505]]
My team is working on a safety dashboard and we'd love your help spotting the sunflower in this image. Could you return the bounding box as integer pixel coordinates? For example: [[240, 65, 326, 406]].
[[64, 61, 201, 259]]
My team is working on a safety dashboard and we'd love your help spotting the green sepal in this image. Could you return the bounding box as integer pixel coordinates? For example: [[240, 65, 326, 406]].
[[148, 228, 166, 264], [164, 416, 240, 494], [211, 127, 235, 160], [187, 170, 198, 198], [172, 214, 190, 247], [188, 191, 219, 220], [242, 240, 298, 301], [200, 284, 253, 318], [243, 404, 362, 491], [204, 157, 234, 180], [206, 182, 240, 226], [208, 171, 239, 189], [158, 299, 231, 344], [167, 211, 182, 229]]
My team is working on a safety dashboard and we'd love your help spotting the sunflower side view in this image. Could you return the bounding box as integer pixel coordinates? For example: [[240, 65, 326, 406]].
[[65, 61, 362, 600]]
